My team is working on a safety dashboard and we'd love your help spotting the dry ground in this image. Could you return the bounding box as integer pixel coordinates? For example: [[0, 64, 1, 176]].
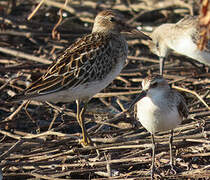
[[0, 0, 209, 179]]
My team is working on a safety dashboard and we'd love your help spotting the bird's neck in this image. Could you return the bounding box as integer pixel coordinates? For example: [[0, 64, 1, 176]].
[[147, 88, 169, 103]]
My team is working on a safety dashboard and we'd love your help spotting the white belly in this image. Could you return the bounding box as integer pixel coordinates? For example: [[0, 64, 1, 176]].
[[136, 96, 182, 134]]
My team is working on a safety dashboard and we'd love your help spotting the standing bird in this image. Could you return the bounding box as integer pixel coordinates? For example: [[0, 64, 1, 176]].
[[9, 10, 150, 146], [135, 75, 188, 178], [149, 15, 210, 75]]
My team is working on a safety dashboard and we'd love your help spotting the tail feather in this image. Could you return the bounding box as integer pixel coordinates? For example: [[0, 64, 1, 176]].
[[6, 92, 40, 102], [7, 93, 27, 102]]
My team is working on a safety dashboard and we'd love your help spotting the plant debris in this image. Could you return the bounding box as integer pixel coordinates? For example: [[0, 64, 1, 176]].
[[0, 0, 209, 179]]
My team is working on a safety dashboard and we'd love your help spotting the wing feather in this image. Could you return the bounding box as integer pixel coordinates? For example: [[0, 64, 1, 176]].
[[11, 33, 114, 100], [170, 89, 189, 119]]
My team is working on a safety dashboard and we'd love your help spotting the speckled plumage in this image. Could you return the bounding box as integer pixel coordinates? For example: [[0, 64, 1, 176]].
[[10, 10, 149, 145], [11, 24, 128, 102], [12, 32, 127, 103]]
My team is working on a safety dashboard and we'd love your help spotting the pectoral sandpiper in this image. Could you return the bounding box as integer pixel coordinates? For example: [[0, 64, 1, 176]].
[[9, 10, 150, 146]]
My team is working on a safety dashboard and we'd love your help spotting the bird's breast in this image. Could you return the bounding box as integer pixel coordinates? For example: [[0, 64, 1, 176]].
[[137, 95, 182, 134]]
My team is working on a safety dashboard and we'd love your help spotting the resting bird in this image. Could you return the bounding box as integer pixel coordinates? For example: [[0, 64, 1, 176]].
[[134, 75, 188, 178]]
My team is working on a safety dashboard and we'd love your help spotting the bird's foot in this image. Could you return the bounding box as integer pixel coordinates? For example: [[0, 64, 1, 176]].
[[79, 135, 101, 158], [79, 134, 93, 147], [149, 167, 162, 180], [170, 164, 177, 175], [163, 164, 180, 175]]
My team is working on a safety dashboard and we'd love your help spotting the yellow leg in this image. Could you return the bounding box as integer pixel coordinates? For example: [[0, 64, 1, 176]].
[[76, 100, 92, 146]]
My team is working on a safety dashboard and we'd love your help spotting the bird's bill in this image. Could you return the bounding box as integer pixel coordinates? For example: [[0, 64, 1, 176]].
[[130, 29, 151, 40], [122, 28, 151, 40], [116, 17, 151, 40], [128, 90, 147, 109], [159, 56, 166, 75]]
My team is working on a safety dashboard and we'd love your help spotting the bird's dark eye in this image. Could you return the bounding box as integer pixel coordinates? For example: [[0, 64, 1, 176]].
[[110, 17, 116, 22], [150, 82, 158, 88]]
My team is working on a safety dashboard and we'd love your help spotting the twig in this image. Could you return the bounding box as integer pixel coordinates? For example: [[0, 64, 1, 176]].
[[52, 0, 69, 39], [27, 0, 46, 20], [3, 100, 28, 122], [0, 139, 24, 161], [0, 47, 51, 64], [31, 172, 66, 180], [94, 90, 141, 98], [41, 0, 75, 14], [172, 85, 210, 110]]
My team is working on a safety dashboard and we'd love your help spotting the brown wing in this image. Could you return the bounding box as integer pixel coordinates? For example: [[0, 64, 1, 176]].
[[10, 33, 115, 101], [177, 93, 188, 118], [170, 89, 189, 118]]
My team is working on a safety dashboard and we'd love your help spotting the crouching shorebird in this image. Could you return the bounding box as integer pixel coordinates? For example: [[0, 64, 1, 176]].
[[149, 15, 210, 75], [9, 10, 150, 146], [134, 75, 188, 179]]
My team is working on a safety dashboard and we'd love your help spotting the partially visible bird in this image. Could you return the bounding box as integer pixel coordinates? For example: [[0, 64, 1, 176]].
[[9, 10, 150, 146], [135, 75, 188, 179], [149, 15, 210, 75]]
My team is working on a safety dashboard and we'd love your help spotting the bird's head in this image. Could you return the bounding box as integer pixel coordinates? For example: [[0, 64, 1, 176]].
[[142, 75, 169, 92], [92, 10, 151, 39]]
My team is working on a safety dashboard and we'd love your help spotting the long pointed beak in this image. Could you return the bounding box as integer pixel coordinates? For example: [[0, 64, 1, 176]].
[[121, 23, 151, 40], [122, 29, 151, 40], [128, 29, 151, 40], [159, 56, 166, 75], [128, 90, 147, 110]]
